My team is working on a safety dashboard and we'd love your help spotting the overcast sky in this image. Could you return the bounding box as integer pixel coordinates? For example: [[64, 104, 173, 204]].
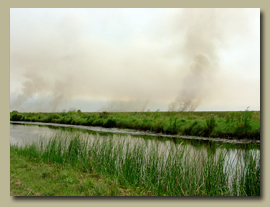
[[10, 8, 260, 112]]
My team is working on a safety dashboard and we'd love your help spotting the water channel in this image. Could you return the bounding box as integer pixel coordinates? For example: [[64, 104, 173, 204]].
[[10, 121, 260, 170], [10, 122, 260, 194]]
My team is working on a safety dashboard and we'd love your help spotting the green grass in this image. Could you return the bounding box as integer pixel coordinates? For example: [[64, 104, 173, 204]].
[[10, 149, 143, 196], [10, 109, 260, 140], [10, 132, 260, 196]]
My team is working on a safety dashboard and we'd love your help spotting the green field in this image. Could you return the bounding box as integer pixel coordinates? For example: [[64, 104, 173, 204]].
[[10, 109, 260, 140]]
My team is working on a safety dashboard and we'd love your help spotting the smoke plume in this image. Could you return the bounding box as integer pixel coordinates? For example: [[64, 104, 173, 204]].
[[10, 8, 260, 112], [168, 9, 219, 111], [99, 99, 148, 112]]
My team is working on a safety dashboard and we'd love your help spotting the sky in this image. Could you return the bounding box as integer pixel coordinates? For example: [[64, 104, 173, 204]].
[[10, 8, 260, 112]]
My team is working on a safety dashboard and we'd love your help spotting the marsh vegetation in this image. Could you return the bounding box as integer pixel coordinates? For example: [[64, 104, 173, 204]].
[[10, 109, 260, 140], [10, 126, 260, 196]]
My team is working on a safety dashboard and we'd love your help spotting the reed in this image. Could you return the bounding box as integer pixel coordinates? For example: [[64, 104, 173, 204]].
[[11, 132, 260, 196]]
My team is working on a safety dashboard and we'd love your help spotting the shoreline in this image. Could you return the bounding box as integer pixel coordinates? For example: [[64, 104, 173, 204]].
[[10, 121, 260, 145]]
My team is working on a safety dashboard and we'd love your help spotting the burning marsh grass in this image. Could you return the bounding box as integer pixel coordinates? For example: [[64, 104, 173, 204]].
[[10, 132, 260, 196]]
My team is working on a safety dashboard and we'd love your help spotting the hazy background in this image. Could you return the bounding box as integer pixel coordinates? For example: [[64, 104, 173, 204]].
[[10, 8, 260, 112]]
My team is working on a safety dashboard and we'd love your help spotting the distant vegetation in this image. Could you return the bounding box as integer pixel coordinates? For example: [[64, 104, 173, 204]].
[[10, 109, 260, 140]]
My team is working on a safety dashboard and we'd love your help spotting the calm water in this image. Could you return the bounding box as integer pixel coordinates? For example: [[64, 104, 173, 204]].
[[10, 122, 260, 194], [10, 122, 260, 167], [10, 124, 59, 146], [10, 121, 260, 145]]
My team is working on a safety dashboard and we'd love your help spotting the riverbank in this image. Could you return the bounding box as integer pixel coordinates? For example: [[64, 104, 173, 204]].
[[10, 147, 142, 196], [10, 110, 260, 140], [10, 132, 260, 196]]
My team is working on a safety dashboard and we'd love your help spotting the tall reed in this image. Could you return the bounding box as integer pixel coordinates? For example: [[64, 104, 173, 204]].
[[11, 132, 260, 196]]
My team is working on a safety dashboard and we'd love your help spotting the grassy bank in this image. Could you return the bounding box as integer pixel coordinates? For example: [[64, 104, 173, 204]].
[[10, 148, 143, 196], [10, 109, 260, 140], [10, 133, 260, 196]]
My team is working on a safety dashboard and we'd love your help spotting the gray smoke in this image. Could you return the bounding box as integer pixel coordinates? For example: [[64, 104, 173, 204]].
[[169, 55, 216, 111], [99, 99, 148, 112], [168, 9, 220, 111], [10, 9, 259, 112]]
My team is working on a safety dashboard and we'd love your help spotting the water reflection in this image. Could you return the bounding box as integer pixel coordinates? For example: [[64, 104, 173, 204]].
[[10, 121, 260, 145], [10, 123, 260, 195], [10, 123, 260, 172]]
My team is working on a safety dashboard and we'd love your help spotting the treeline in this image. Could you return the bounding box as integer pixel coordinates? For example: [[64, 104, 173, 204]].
[[10, 109, 260, 140]]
